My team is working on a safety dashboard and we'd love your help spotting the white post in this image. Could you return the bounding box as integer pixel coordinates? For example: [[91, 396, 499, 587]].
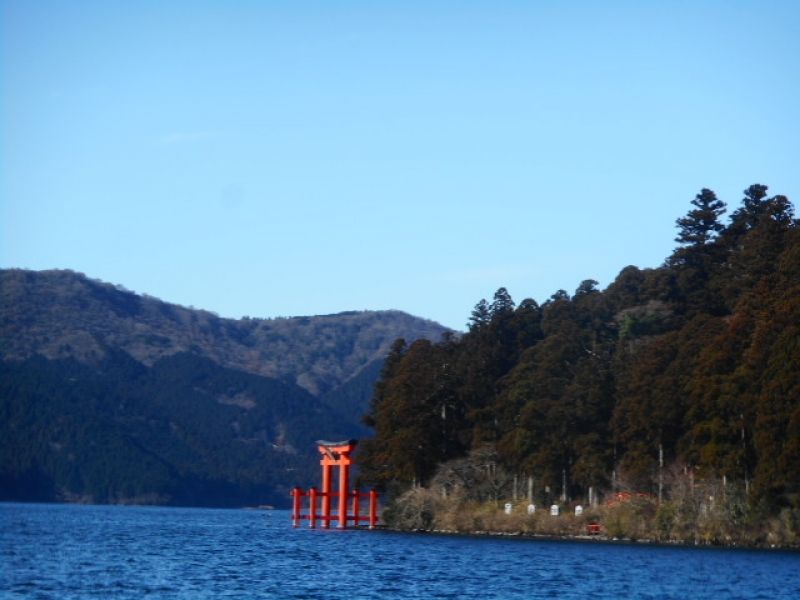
[[658, 442, 664, 504]]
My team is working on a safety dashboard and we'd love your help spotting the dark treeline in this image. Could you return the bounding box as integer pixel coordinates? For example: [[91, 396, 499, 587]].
[[359, 184, 799, 514], [0, 351, 362, 507]]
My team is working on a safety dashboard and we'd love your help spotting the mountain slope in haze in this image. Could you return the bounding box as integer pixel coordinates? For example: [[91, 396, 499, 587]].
[[0, 269, 449, 397], [0, 269, 450, 506]]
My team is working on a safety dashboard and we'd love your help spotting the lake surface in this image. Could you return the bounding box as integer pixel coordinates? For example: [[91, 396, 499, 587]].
[[2, 503, 799, 599]]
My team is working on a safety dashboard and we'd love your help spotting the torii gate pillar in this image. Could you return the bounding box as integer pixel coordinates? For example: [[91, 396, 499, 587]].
[[290, 439, 378, 529], [317, 439, 357, 529]]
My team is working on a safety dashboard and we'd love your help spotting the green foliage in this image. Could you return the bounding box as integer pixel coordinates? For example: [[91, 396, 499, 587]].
[[674, 188, 726, 247]]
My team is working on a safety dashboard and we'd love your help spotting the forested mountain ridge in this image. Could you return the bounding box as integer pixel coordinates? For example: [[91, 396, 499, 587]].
[[0, 269, 448, 396], [1, 351, 354, 507], [0, 270, 449, 506], [360, 184, 800, 523]]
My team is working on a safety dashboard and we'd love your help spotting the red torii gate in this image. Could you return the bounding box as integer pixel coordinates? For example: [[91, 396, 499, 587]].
[[290, 439, 379, 529]]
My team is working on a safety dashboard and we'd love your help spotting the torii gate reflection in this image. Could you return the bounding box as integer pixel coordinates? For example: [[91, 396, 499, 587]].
[[290, 439, 379, 529]]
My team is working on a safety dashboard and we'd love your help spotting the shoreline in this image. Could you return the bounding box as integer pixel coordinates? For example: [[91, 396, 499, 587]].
[[7, 500, 798, 551], [385, 526, 800, 552], [382, 486, 800, 552]]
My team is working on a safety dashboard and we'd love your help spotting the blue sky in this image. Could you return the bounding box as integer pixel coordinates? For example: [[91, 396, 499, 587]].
[[2, 1, 798, 331]]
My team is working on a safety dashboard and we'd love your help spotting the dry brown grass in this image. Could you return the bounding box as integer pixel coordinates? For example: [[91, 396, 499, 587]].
[[383, 453, 799, 548], [384, 484, 800, 548]]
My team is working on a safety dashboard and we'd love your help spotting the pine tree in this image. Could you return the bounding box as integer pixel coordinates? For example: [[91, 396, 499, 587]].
[[670, 189, 727, 315], [729, 184, 769, 232], [469, 299, 490, 330], [490, 287, 515, 316], [674, 188, 726, 248]]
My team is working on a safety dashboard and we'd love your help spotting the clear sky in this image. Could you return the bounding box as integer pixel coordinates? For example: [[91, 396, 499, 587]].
[[2, 1, 798, 331]]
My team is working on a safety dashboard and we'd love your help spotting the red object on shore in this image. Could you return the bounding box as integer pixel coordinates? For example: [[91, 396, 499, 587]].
[[605, 491, 655, 507], [290, 439, 379, 529], [587, 522, 602, 535]]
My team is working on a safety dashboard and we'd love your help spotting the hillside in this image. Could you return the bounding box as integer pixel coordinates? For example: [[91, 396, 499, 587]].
[[0, 352, 350, 506], [0, 269, 448, 397], [0, 270, 449, 506]]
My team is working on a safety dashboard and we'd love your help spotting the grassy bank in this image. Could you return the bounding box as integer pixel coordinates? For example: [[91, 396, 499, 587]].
[[383, 486, 800, 549]]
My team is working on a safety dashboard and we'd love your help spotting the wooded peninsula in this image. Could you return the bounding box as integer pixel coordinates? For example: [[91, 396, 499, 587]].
[[358, 184, 799, 547]]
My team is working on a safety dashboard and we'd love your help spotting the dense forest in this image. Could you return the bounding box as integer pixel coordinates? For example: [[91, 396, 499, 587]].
[[0, 351, 362, 506], [359, 184, 799, 526]]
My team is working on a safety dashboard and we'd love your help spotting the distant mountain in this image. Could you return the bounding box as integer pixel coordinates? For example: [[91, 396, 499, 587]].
[[0, 269, 449, 506], [1, 269, 448, 397]]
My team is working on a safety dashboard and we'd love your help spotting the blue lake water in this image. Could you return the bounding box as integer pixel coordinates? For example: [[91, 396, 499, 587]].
[[1, 503, 799, 599]]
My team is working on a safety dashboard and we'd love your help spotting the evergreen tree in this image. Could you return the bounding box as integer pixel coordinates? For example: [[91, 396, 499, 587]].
[[729, 183, 770, 232], [469, 299, 490, 330], [362, 338, 406, 428], [718, 187, 797, 309], [574, 279, 599, 297], [669, 189, 728, 315], [513, 298, 543, 352], [359, 340, 465, 488], [605, 266, 645, 311], [674, 188, 726, 248], [490, 287, 515, 316]]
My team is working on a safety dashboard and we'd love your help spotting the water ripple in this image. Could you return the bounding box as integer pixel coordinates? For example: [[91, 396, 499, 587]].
[[2, 503, 799, 599]]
